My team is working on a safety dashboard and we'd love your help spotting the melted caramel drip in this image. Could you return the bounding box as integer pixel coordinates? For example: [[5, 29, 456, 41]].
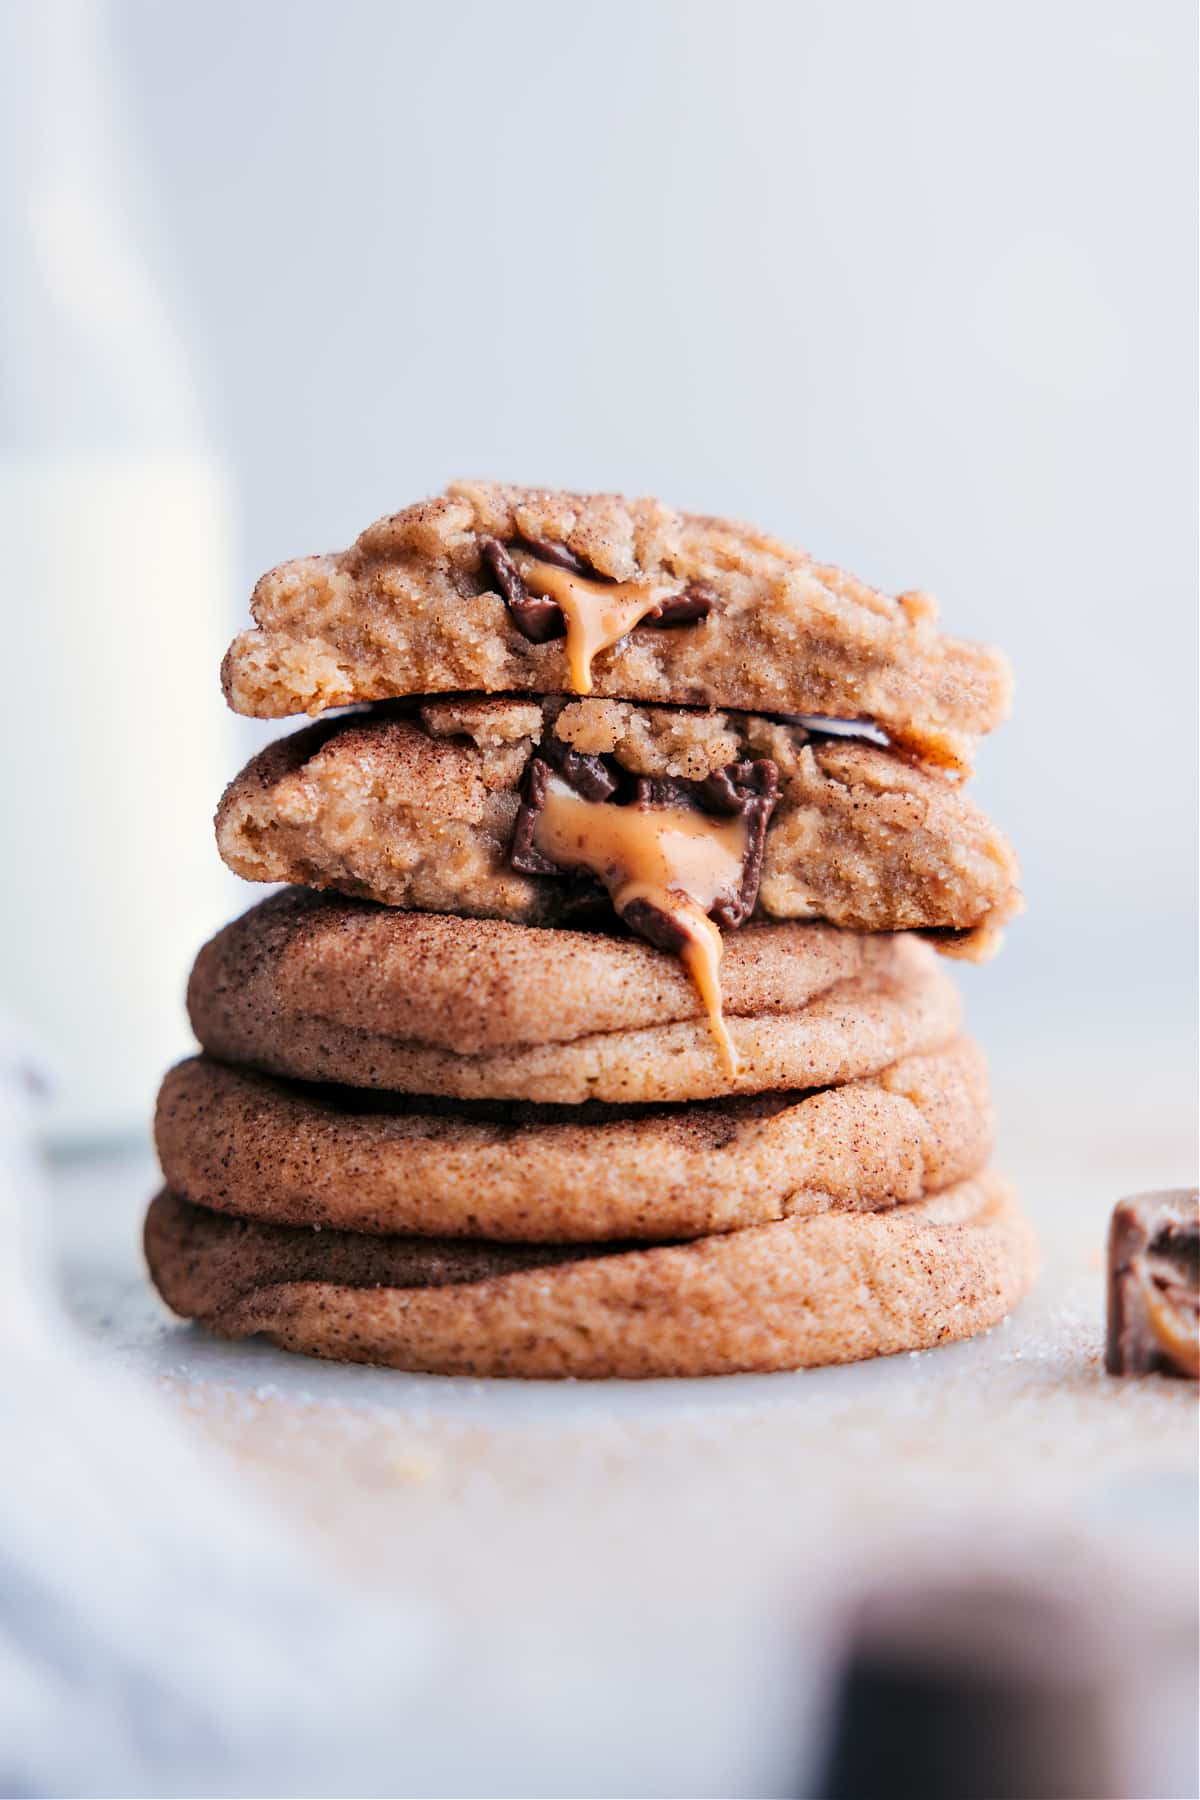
[[678, 914, 741, 1081], [532, 775, 748, 1078], [1139, 1261, 1200, 1378], [516, 556, 680, 694]]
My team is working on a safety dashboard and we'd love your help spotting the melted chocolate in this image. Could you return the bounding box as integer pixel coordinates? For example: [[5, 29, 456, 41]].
[[510, 739, 779, 944], [479, 535, 715, 644], [479, 538, 564, 643], [1106, 1190, 1200, 1378]]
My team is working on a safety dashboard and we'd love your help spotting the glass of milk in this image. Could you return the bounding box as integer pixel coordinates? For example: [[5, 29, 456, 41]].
[[0, 0, 240, 1145]]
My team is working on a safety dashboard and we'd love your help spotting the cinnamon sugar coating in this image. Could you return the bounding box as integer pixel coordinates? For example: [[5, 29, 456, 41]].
[[144, 1172, 1036, 1378], [186, 892, 960, 1104], [156, 1038, 992, 1242]]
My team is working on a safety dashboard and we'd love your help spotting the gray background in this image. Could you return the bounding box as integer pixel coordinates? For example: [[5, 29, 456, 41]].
[[72, 0, 1200, 1111]]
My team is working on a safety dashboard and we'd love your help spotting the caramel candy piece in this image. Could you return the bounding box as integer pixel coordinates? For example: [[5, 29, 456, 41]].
[[1106, 1189, 1199, 1378], [511, 745, 778, 1078], [480, 535, 714, 693], [818, 1579, 1121, 1800]]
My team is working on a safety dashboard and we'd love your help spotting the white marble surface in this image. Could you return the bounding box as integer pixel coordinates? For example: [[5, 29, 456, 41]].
[[44, 1068, 1199, 1797]]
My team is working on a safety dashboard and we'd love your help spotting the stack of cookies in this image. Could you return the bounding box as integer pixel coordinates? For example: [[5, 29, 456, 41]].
[[145, 482, 1036, 1378]]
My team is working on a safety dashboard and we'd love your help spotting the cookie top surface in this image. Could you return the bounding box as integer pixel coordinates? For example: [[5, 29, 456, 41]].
[[221, 482, 1010, 772], [216, 700, 1021, 960], [189, 888, 921, 1056], [156, 1038, 992, 1241], [187, 891, 959, 1103], [144, 1172, 1036, 1378]]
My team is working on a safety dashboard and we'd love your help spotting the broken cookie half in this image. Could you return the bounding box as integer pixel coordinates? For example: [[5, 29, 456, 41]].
[[221, 480, 1011, 775], [217, 697, 1021, 958], [217, 697, 1020, 1073]]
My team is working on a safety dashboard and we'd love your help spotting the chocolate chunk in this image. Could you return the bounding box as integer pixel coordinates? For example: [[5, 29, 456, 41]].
[[652, 760, 780, 930], [1106, 1189, 1199, 1378], [479, 537, 565, 644], [510, 744, 620, 878], [509, 742, 779, 947], [642, 583, 716, 626], [619, 898, 694, 956], [481, 536, 716, 644], [538, 732, 620, 802], [711, 805, 776, 926], [509, 759, 559, 876], [514, 533, 587, 575], [817, 1579, 1120, 1800], [696, 758, 777, 815]]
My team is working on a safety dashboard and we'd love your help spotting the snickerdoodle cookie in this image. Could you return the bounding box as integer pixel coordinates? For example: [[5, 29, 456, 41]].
[[222, 482, 1009, 773], [144, 1171, 1035, 1378], [156, 1038, 992, 1242], [217, 700, 1020, 960], [187, 892, 961, 1104]]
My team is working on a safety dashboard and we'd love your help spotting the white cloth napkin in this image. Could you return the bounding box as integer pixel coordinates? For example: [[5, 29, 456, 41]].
[[0, 1021, 436, 1797]]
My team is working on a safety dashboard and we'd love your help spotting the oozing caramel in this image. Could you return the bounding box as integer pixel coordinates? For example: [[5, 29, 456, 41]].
[[532, 773, 749, 1077], [1138, 1260, 1200, 1378], [515, 556, 682, 695]]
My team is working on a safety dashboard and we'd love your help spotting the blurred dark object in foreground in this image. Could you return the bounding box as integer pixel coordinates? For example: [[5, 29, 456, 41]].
[[816, 1579, 1119, 1800], [1106, 1189, 1199, 1379]]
